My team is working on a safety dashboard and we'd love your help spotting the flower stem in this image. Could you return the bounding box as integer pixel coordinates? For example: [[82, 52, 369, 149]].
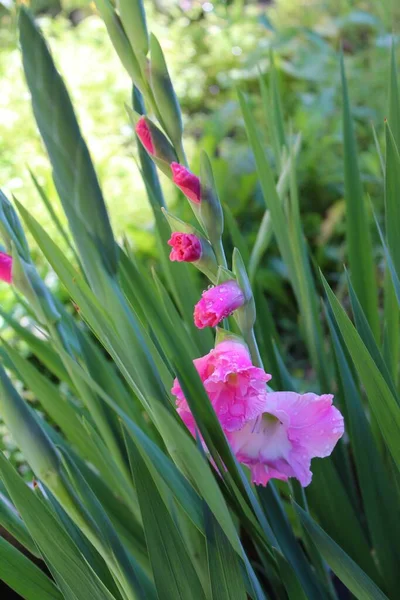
[[176, 139, 188, 167], [214, 238, 228, 269], [245, 327, 263, 369]]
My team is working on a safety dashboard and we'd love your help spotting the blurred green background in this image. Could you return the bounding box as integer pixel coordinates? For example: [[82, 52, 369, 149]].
[[0, 0, 399, 465]]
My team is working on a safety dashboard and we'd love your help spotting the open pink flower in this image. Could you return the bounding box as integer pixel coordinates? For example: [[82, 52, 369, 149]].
[[171, 163, 201, 203], [228, 392, 344, 487], [171, 340, 271, 434], [194, 280, 245, 329], [0, 252, 12, 284], [168, 232, 202, 262], [135, 117, 155, 155]]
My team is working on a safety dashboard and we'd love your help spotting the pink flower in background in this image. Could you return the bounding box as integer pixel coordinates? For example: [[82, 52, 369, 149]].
[[228, 392, 344, 487], [194, 280, 245, 329], [168, 232, 202, 262], [135, 117, 155, 155], [0, 252, 12, 284], [171, 340, 271, 434], [171, 162, 201, 203]]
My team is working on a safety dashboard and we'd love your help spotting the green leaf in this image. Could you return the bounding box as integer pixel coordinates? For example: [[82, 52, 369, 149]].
[[383, 112, 400, 382], [28, 169, 77, 261], [149, 34, 183, 151], [239, 91, 328, 386], [0, 491, 40, 558], [203, 502, 247, 600], [0, 535, 63, 600], [130, 439, 207, 600], [0, 307, 70, 383], [389, 42, 400, 149], [322, 274, 400, 472], [295, 504, 389, 600], [58, 448, 156, 600], [346, 273, 398, 401], [0, 452, 118, 600], [307, 457, 380, 584], [258, 485, 328, 600], [340, 54, 379, 339], [248, 139, 298, 284], [19, 7, 117, 277], [326, 306, 400, 597]]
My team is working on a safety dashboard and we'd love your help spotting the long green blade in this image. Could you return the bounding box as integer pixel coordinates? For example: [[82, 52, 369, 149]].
[[0, 535, 63, 600], [295, 505, 388, 600], [340, 54, 379, 339]]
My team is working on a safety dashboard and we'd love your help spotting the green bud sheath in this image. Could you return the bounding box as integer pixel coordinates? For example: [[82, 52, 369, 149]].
[[136, 116, 178, 165], [0, 191, 30, 262], [117, 0, 149, 57], [94, 0, 143, 87], [215, 327, 247, 347], [149, 34, 183, 149], [232, 248, 256, 333], [12, 248, 60, 325], [199, 152, 224, 245]]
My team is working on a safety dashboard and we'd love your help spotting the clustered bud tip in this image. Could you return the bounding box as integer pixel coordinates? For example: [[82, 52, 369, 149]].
[[168, 232, 202, 262]]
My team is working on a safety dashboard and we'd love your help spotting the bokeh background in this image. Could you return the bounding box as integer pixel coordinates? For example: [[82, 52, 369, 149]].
[[0, 0, 399, 470]]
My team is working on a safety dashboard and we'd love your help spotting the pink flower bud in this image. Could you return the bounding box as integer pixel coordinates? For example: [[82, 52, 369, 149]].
[[171, 162, 201, 204], [0, 252, 12, 284], [168, 232, 202, 262], [135, 117, 155, 155], [194, 280, 245, 329]]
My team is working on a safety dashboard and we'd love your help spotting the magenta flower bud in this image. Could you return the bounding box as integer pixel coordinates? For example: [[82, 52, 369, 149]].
[[168, 232, 202, 262], [135, 116, 154, 155], [134, 116, 177, 172], [0, 251, 13, 284], [171, 162, 201, 204], [194, 280, 245, 329]]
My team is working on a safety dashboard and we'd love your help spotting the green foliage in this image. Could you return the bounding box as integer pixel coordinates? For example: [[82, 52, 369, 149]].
[[0, 2, 399, 600]]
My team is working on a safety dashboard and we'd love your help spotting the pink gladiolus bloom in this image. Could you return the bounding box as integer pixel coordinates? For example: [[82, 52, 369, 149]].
[[0, 252, 12, 284], [228, 392, 344, 487], [135, 117, 154, 155], [171, 340, 271, 434], [168, 232, 202, 262], [194, 280, 245, 329], [171, 162, 201, 203]]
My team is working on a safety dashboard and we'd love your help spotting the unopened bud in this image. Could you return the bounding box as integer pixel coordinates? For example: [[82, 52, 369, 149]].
[[135, 116, 177, 168], [194, 280, 245, 329], [0, 251, 12, 284], [171, 163, 201, 204]]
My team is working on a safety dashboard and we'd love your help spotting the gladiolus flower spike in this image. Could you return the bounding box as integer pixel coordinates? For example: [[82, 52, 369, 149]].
[[172, 340, 345, 487]]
